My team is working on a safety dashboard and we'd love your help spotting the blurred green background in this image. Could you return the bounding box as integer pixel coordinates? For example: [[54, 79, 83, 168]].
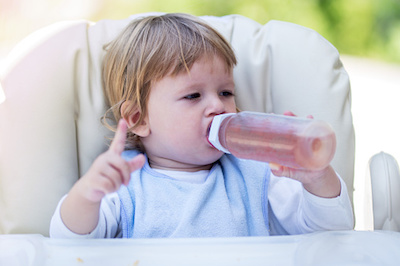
[[1, 0, 400, 62]]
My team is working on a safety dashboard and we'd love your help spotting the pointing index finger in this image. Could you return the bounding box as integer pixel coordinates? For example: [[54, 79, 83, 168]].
[[110, 119, 128, 154]]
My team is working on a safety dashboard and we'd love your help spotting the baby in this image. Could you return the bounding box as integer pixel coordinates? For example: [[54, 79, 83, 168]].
[[50, 13, 354, 238]]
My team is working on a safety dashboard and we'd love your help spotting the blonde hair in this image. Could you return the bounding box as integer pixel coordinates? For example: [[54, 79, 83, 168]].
[[102, 13, 237, 150]]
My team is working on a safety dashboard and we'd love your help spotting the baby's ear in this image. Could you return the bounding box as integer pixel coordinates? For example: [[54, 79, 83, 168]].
[[120, 101, 150, 137]]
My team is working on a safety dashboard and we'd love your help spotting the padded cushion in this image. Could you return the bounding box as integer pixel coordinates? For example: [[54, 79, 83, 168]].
[[0, 14, 354, 235], [369, 152, 400, 231]]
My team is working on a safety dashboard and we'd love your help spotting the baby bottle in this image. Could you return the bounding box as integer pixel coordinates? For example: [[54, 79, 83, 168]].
[[208, 111, 336, 170]]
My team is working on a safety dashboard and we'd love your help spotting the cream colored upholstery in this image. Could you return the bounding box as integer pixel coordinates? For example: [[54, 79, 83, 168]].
[[0, 13, 354, 236], [368, 152, 400, 231]]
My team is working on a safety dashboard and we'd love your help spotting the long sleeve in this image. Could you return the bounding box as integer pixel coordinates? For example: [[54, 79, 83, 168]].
[[267, 173, 354, 235], [49, 193, 122, 238]]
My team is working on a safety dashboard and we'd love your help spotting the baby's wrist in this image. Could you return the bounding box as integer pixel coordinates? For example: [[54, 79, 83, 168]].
[[73, 178, 105, 204], [302, 166, 341, 198]]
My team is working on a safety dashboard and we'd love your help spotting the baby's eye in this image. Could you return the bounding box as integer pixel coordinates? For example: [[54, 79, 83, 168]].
[[184, 93, 201, 100], [220, 91, 235, 97]]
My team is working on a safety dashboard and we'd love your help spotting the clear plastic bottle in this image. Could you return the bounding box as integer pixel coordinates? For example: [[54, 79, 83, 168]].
[[208, 111, 336, 170]]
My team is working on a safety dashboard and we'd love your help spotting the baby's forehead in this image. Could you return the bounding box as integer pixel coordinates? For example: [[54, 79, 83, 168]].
[[152, 56, 235, 91], [166, 53, 234, 77]]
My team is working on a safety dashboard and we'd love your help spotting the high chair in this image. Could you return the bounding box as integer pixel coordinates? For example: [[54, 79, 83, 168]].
[[1, 13, 399, 266], [368, 152, 400, 231]]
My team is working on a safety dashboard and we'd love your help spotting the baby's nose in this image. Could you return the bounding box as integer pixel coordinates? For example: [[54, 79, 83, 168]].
[[206, 97, 225, 116]]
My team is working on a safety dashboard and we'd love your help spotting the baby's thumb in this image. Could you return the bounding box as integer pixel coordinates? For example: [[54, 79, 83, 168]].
[[128, 154, 146, 173], [269, 163, 292, 177], [123, 154, 146, 186]]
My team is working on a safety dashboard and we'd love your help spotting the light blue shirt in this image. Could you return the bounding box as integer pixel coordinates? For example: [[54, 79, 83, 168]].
[[118, 150, 271, 238]]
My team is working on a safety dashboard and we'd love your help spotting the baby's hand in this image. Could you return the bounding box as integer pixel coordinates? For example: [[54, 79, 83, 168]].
[[78, 120, 146, 203], [269, 111, 341, 198], [270, 162, 330, 184]]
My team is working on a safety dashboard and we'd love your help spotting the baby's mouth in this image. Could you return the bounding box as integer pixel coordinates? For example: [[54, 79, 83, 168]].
[[206, 123, 217, 149], [207, 123, 211, 137]]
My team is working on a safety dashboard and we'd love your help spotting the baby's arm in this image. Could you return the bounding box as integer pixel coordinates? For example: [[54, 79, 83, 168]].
[[60, 120, 145, 235], [268, 173, 354, 235]]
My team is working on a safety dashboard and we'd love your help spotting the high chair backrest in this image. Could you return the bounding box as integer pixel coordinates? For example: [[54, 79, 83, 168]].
[[0, 13, 354, 236]]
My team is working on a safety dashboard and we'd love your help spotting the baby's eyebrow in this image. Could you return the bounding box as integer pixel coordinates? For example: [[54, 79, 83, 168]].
[[218, 80, 236, 89], [178, 82, 204, 92], [175, 76, 235, 92]]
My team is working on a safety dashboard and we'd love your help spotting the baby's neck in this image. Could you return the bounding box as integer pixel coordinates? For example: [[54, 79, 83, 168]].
[[150, 164, 213, 172], [148, 158, 213, 172]]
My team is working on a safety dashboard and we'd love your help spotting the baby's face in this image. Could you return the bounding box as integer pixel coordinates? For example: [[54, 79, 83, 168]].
[[141, 55, 237, 171]]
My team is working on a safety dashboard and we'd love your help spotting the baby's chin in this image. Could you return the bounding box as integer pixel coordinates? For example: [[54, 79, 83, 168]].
[[149, 151, 223, 171], [200, 150, 225, 165], [179, 151, 224, 171]]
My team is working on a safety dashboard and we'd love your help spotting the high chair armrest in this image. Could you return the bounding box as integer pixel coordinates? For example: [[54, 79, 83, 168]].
[[368, 152, 400, 231]]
